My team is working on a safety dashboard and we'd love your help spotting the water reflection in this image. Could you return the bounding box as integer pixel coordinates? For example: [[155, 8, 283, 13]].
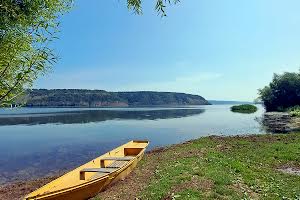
[[0, 109, 205, 126]]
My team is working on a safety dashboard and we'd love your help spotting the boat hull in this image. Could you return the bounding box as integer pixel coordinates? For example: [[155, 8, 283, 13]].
[[110, 151, 144, 185], [30, 178, 110, 200], [25, 141, 148, 200]]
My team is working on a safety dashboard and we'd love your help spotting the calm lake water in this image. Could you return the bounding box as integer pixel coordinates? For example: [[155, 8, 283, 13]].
[[0, 105, 266, 184]]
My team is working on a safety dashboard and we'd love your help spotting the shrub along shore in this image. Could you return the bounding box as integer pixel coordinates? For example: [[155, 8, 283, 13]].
[[1, 133, 300, 200]]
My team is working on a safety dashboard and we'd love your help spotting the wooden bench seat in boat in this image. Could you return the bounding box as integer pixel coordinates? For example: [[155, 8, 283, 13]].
[[100, 156, 134, 169], [80, 159, 132, 180], [87, 160, 129, 180], [101, 156, 135, 161], [86, 160, 128, 181], [80, 168, 116, 180], [107, 160, 128, 168], [81, 168, 116, 173]]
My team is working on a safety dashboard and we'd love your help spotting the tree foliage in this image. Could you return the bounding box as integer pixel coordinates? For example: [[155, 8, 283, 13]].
[[128, 0, 180, 16], [258, 70, 300, 111], [0, 0, 179, 106], [0, 0, 73, 106]]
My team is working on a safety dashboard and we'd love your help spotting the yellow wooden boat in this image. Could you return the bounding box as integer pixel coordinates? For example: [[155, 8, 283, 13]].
[[25, 140, 149, 200]]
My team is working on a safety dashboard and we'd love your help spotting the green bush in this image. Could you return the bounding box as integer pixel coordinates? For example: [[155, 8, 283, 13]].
[[258, 70, 300, 111], [288, 106, 300, 117], [230, 104, 258, 113]]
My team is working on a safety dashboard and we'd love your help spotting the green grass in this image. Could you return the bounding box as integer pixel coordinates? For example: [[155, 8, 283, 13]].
[[231, 104, 258, 114], [288, 106, 300, 117], [138, 134, 300, 200]]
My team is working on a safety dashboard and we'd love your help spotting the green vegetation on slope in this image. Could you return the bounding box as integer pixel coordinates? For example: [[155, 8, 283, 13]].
[[230, 104, 258, 113], [22, 89, 210, 107], [95, 134, 300, 200], [288, 106, 300, 117], [116, 91, 209, 106]]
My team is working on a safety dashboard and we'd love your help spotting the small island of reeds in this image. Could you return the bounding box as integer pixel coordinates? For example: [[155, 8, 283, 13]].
[[230, 104, 258, 113]]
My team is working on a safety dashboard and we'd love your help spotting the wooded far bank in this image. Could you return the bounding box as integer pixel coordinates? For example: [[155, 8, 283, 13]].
[[16, 89, 210, 107]]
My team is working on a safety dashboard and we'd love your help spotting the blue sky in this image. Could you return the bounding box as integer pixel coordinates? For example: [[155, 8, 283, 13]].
[[35, 0, 300, 101]]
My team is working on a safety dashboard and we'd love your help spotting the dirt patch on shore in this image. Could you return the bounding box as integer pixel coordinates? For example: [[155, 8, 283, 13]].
[[230, 180, 259, 199], [0, 175, 60, 200], [164, 176, 214, 199], [278, 167, 300, 176], [277, 163, 300, 176]]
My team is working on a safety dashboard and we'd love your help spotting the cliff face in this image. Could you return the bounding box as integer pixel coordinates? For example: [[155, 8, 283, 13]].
[[25, 89, 210, 107]]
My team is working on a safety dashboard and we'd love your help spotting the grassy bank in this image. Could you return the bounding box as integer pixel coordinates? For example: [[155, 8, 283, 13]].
[[95, 133, 300, 200], [1, 134, 299, 200]]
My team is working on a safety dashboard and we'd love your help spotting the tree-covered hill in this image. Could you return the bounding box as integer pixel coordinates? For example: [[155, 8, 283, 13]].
[[116, 91, 209, 106], [23, 89, 210, 107]]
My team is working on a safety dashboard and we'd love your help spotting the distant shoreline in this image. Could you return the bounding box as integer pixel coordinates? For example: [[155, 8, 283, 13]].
[[18, 104, 211, 108], [2, 104, 213, 109], [16, 89, 211, 108]]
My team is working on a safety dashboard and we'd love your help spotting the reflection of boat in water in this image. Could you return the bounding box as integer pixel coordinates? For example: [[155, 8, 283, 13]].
[[25, 141, 149, 200], [0, 109, 205, 126]]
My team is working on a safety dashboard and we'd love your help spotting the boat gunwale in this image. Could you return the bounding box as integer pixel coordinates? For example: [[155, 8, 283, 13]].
[[24, 141, 148, 200], [27, 150, 145, 199]]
